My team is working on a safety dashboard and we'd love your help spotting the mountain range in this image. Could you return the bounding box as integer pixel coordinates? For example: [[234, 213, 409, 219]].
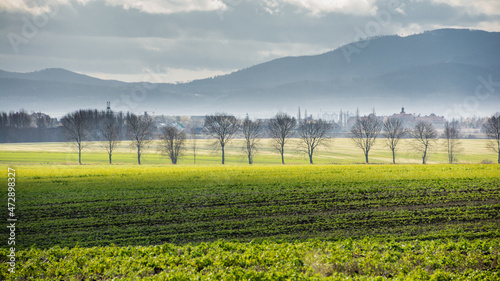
[[1, 28, 499, 118]]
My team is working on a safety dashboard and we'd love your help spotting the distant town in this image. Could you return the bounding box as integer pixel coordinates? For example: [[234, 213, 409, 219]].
[[0, 102, 493, 144]]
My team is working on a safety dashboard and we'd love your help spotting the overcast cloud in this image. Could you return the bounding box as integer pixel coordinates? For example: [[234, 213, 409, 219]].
[[1, 0, 499, 82]]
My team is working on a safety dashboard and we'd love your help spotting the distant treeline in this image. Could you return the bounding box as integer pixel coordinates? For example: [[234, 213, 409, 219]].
[[0, 110, 61, 143], [0, 109, 128, 143]]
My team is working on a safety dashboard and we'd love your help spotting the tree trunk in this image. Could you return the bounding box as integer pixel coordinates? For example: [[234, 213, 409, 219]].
[[109, 153, 112, 165], [365, 153, 369, 164], [309, 154, 313, 164], [248, 153, 253, 164], [422, 147, 427, 164], [281, 144, 285, 164], [392, 149, 396, 164], [137, 147, 141, 165], [78, 142, 82, 165], [448, 142, 453, 164], [498, 151, 500, 164], [221, 145, 225, 164]]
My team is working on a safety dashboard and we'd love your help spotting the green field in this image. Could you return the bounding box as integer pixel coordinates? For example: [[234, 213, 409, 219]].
[[1, 162, 499, 279], [2, 239, 499, 280], [0, 138, 497, 165]]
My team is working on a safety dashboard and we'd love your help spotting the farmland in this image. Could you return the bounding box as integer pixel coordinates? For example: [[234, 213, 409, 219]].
[[0, 162, 499, 279], [1, 238, 499, 280]]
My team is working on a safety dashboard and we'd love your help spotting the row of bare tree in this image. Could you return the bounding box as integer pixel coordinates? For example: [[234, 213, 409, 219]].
[[197, 112, 500, 165], [204, 113, 332, 165], [61, 110, 148, 165], [61, 110, 192, 165], [350, 116, 463, 164], [61, 109, 500, 165]]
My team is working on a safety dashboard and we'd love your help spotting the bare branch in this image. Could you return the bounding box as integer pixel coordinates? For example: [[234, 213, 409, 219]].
[[158, 126, 186, 164], [100, 112, 121, 164], [383, 118, 406, 164], [442, 120, 462, 164], [204, 113, 239, 164], [298, 119, 332, 164], [482, 114, 500, 163], [61, 110, 91, 165], [242, 115, 262, 164], [410, 121, 437, 164], [126, 113, 155, 165], [268, 112, 296, 164], [350, 115, 382, 164]]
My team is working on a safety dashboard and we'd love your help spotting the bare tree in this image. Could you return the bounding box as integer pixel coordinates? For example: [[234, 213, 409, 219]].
[[100, 113, 121, 164], [268, 112, 296, 164], [410, 121, 437, 164], [61, 110, 90, 165], [204, 113, 239, 164], [442, 120, 462, 164], [126, 113, 155, 165], [350, 116, 382, 164], [8, 109, 32, 128], [35, 114, 50, 128], [159, 126, 186, 164], [242, 115, 262, 164], [482, 114, 500, 163], [0, 112, 8, 128], [383, 118, 406, 164], [298, 119, 331, 164], [190, 127, 197, 164]]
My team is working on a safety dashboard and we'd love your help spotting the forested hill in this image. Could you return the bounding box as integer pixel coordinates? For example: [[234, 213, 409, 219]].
[[1, 28, 499, 117]]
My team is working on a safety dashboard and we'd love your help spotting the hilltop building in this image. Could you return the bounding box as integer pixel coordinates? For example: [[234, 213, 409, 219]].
[[388, 107, 446, 127]]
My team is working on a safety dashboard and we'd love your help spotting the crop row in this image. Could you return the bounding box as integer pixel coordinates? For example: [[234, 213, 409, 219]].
[[1, 238, 499, 280]]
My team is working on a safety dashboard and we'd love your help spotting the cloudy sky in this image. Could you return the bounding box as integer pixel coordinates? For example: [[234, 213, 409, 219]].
[[1, 0, 499, 83]]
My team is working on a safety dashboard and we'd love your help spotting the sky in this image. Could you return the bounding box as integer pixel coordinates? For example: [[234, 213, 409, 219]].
[[1, 0, 500, 83]]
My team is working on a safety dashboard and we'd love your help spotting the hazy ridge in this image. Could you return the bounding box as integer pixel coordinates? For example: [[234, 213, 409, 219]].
[[1, 28, 499, 117]]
